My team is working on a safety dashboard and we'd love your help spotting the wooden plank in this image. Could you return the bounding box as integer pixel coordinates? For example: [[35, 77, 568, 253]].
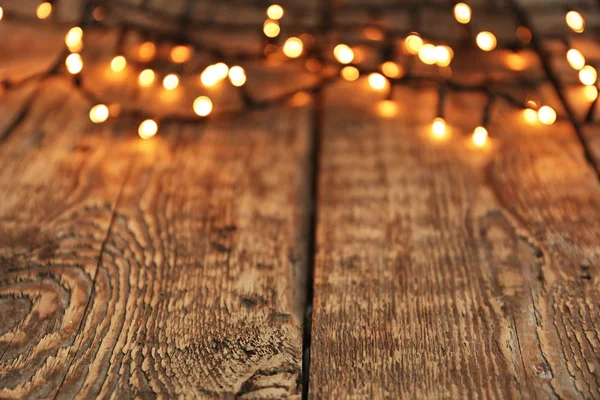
[[309, 79, 600, 398]]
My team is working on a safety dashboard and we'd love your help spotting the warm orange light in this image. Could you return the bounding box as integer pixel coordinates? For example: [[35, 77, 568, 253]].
[[363, 26, 384, 41], [472, 126, 488, 148], [341, 66, 359, 81], [65, 27, 83, 52], [418, 43, 437, 65], [368, 73, 388, 90], [454, 3, 472, 24], [377, 100, 398, 118], [89, 104, 109, 123], [506, 53, 526, 71], [283, 37, 303, 58], [36, 2, 52, 19], [579, 65, 597, 86], [566, 11, 585, 33], [263, 20, 280, 38], [537, 106, 556, 125], [138, 69, 155, 87], [266, 4, 284, 20], [0, 6, 4, 21], [476, 31, 497, 51], [193, 96, 213, 117], [333, 44, 354, 64], [138, 119, 158, 139], [432, 117, 447, 138], [171, 45, 192, 63], [381, 61, 403, 78], [405, 33, 423, 55], [110, 55, 126, 72], [138, 42, 156, 61], [566, 49, 585, 70], [523, 108, 538, 124], [228, 66, 246, 87], [65, 53, 83, 74], [162, 73, 180, 90], [516, 26, 532, 43], [584, 86, 598, 101], [434, 45, 453, 67]]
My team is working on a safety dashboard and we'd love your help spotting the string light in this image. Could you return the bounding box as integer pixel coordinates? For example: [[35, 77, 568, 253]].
[[163, 73, 180, 90], [566, 49, 585, 70], [333, 44, 354, 64], [472, 126, 488, 148], [454, 3, 472, 24], [566, 11, 585, 33], [110, 55, 126, 72], [432, 117, 447, 138], [89, 104, 109, 123], [138, 69, 155, 87], [138, 119, 158, 139], [266, 4, 284, 20], [579, 65, 597, 86], [404, 33, 423, 55], [201, 65, 220, 87], [476, 32, 497, 51], [138, 42, 156, 61], [341, 66, 359, 81], [283, 37, 303, 58], [228, 66, 246, 87], [65, 27, 83, 52], [368, 73, 388, 90], [584, 86, 598, 102], [377, 100, 398, 118], [171, 45, 192, 63], [418, 44, 437, 65], [381, 61, 403, 78], [263, 20, 280, 38], [193, 96, 213, 116], [36, 2, 52, 19], [537, 105, 556, 125], [65, 53, 83, 74], [0, 6, 3, 21], [523, 108, 538, 124], [434, 45, 453, 67]]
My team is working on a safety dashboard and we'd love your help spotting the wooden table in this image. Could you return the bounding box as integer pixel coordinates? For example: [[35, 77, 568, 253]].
[[1, 0, 600, 398]]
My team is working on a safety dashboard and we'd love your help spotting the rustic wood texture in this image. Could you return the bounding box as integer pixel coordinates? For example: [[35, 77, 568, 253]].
[[309, 78, 600, 398]]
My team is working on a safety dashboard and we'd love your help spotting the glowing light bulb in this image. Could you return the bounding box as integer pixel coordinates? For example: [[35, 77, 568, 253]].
[[584, 86, 598, 101], [138, 42, 156, 61], [0, 6, 4, 21], [537, 106, 556, 125], [110, 55, 126, 72], [333, 44, 354, 64], [566, 49, 585, 70], [283, 37, 303, 58], [476, 31, 497, 51], [418, 43, 437, 65], [65, 53, 83, 74], [506, 53, 526, 71], [579, 65, 597, 86], [89, 104, 109, 123], [193, 96, 213, 117], [201, 65, 220, 87], [341, 66, 359, 81], [213, 63, 229, 80], [454, 3, 472, 24], [263, 20, 280, 38], [381, 61, 403, 78], [65, 27, 83, 52], [432, 117, 447, 138], [171, 45, 192, 63], [368, 73, 387, 90], [228, 66, 246, 87], [377, 100, 398, 118], [405, 33, 423, 55], [566, 11, 585, 33], [524, 108, 538, 124], [163, 73, 180, 90], [36, 2, 52, 19], [267, 4, 284, 20], [472, 126, 488, 148], [138, 119, 158, 140], [434, 45, 452, 67], [138, 69, 155, 87]]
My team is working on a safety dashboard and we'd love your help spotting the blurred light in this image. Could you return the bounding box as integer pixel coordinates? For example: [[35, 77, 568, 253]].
[[418, 43, 437, 65], [363, 26, 384, 41], [506, 53, 526, 71], [110, 55, 126, 72], [138, 42, 156, 61], [377, 100, 398, 118], [566, 49, 585, 70], [524, 108, 538, 124], [290, 91, 311, 107], [228, 65, 246, 87], [368, 73, 388, 90], [65, 27, 83, 52], [579, 65, 597, 86], [0, 6, 4, 21], [36, 2, 52, 19], [138, 119, 158, 140], [283, 37, 303, 58], [537, 106, 556, 125], [138, 69, 155, 87], [213, 62, 229, 79], [263, 20, 280, 38], [472, 126, 488, 148], [584, 86, 598, 101], [341, 66, 359, 81], [516, 26, 532, 43], [405, 33, 423, 55], [476, 31, 497, 51], [89, 104, 109, 123], [566, 11, 585, 33], [65, 53, 83, 74], [381, 61, 403, 78], [333, 44, 354, 64], [306, 58, 321, 72], [171, 45, 192, 63], [432, 117, 447, 138], [163, 73, 180, 90], [454, 3, 471, 24], [193, 96, 213, 116], [93, 6, 106, 21], [434, 45, 452, 67], [267, 4, 284, 20]]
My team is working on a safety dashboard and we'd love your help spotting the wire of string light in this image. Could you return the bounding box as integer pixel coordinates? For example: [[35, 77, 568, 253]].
[[0, 0, 567, 146]]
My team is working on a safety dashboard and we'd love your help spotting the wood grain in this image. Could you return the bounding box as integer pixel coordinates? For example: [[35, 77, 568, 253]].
[[309, 80, 600, 398]]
